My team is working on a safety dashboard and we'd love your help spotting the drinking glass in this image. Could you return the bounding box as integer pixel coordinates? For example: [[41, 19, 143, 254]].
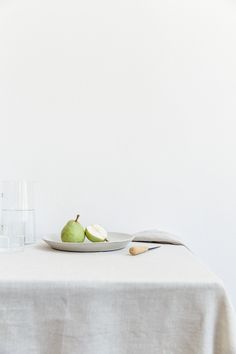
[[0, 180, 36, 250]]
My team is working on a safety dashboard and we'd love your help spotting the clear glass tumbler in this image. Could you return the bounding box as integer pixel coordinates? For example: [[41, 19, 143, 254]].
[[0, 180, 36, 250]]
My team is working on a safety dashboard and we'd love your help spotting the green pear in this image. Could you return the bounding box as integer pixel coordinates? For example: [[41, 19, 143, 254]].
[[85, 224, 108, 242], [61, 214, 85, 242]]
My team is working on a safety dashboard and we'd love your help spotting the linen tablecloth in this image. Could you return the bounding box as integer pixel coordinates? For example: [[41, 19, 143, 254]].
[[0, 233, 235, 354]]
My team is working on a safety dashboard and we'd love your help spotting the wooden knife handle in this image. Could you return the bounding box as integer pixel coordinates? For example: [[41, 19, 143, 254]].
[[129, 246, 149, 256]]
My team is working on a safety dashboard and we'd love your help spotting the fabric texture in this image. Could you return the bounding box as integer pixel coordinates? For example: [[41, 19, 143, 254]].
[[0, 231, 235, 354]]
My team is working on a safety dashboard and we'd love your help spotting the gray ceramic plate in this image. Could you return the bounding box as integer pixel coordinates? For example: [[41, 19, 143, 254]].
[[43, 232, 133, 252]]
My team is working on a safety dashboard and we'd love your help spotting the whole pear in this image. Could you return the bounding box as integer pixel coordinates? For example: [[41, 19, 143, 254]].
[[61, 214, 85, 242]]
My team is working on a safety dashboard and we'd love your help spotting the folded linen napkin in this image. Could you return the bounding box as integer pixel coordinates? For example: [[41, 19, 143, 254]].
[[132, 229, 185, 246]]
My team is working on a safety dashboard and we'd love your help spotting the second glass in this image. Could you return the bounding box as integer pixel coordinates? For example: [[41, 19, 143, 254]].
[[1, 180, 36, 245]]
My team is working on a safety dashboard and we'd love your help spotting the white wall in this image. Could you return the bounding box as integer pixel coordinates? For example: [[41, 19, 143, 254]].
[[0, 0, 236, 306]]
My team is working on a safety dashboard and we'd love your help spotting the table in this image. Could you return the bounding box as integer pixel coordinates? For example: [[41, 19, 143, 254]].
[[0, 240, 235, 354]]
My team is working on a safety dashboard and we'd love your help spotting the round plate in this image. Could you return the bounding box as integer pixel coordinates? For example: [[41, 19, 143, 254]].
[[43, 232, 133, 252]]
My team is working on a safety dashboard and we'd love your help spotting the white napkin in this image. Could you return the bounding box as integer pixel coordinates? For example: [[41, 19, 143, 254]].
[[132, 229, 185, 246]]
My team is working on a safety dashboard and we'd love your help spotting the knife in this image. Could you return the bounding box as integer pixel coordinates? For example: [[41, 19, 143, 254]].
[[129, 245, 161, 256]]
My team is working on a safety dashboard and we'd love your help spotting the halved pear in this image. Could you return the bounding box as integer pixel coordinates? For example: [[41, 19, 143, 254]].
[[85, 224, 108, 242]]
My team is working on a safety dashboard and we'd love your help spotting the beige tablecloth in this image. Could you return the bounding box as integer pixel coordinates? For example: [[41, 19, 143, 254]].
[[0, 231, 235, 354]]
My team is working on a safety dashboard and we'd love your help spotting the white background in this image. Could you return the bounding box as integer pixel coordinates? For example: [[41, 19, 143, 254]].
[[0, 0, 235, 306]]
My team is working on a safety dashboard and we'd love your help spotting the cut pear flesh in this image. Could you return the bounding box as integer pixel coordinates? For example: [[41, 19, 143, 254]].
[[85, 224, 108, 242]]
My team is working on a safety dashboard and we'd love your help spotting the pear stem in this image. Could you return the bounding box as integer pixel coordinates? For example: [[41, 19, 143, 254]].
[[75, 214, 80, 222]]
